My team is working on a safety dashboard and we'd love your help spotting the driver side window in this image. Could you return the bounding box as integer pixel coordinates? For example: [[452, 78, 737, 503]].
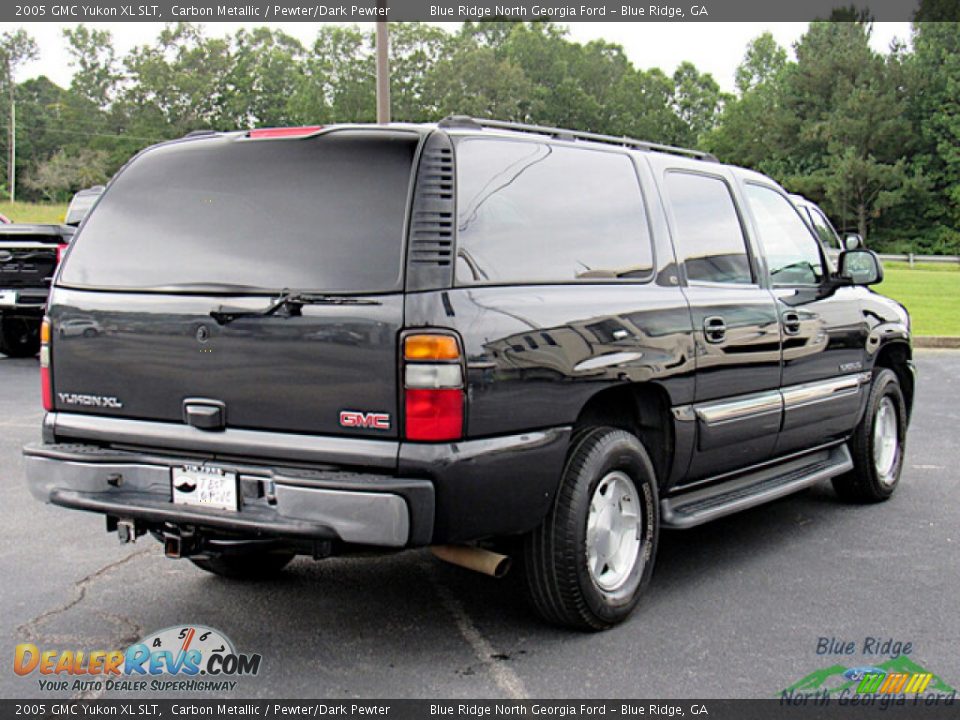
[[745, 184, 825, 286]]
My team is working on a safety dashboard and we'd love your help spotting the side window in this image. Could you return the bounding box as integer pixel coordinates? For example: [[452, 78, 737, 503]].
[[454, 139, 653, 284], [663, 172, 753, 285], [745, 184, 825, 286], [809, 207, 842, 251]]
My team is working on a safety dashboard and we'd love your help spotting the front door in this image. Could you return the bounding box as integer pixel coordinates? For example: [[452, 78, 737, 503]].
[[739, 182, 867, 458]]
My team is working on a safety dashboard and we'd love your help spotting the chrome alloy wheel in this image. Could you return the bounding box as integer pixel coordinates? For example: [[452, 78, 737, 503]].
[[586, 470, 644, 592], [873, 396, 900, 486]]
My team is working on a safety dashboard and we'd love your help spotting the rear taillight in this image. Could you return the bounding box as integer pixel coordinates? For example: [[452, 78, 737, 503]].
[[56, 243, 68, 263], [403, 333, 464, 441], [40, 317, 52, 411]]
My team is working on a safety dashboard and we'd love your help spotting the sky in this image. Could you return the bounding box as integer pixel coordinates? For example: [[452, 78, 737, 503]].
[[9, 21, 913, 94]]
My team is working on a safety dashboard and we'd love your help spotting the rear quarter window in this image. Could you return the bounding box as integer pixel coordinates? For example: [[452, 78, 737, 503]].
[[454, 138, 654, 285]]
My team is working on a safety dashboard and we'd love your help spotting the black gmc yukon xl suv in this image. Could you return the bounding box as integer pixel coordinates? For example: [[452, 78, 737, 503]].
[[24, 118, 914, 630]]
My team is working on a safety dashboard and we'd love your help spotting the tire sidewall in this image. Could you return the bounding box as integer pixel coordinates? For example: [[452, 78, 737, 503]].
[[568, 430, 659, 625], [863, 370, 907, 498]]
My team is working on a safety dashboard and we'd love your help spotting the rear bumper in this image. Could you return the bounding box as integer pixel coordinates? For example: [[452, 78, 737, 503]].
[[0, 291, 46, 312], [27, 416, 573, 545], [23, 443, 434, 548]]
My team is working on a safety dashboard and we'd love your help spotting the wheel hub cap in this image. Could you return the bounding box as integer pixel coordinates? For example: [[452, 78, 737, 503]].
[[873, 396, 899, 485], [586, 470, 644, 592]]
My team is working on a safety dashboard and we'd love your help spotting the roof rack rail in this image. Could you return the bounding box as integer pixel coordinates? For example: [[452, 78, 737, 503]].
[[183, 129, 219, 138], [438, 115, 718, 162]]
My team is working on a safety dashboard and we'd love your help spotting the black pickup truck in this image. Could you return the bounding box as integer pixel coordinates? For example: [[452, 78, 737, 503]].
[[23, 119, 914, 630], [0, 223, 74, 357]]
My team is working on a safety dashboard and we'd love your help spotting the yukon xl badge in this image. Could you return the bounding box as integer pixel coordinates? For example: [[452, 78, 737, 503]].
[[339, 410, 390, 430], [57, 393, 124, 409]]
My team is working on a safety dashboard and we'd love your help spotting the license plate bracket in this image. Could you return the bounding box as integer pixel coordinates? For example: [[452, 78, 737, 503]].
[[171, 465, 238, 511]]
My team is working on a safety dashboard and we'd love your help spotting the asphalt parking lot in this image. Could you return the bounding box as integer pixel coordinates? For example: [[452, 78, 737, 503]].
[[1, 350, 957, 700]]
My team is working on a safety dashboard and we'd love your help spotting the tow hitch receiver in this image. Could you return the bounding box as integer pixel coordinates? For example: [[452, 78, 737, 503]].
[[164, 528, 198, 559], [107, 516, 144, 544]]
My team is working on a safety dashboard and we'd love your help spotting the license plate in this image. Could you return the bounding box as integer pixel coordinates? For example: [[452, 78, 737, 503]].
[[172, 466, 238, 511], [0, 290, 17, 307]]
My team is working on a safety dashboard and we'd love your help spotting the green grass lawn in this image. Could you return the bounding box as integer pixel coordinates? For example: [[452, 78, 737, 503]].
[[0, 200, 67, 224], [878, 262, 960, 337]]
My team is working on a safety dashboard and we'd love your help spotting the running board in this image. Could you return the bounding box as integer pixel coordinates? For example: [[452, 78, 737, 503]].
[[661, 445, 853, 529]]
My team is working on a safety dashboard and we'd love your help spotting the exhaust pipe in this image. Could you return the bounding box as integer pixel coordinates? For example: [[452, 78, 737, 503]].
[[430, 545, 512, 578]]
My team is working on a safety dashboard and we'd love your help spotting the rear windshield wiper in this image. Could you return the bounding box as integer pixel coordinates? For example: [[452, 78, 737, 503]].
[[210, 291, 381, 325]]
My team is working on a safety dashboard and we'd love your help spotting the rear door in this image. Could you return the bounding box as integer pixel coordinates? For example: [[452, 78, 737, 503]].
[[657, 167, 783, 482], [49, 129, 420, 442]]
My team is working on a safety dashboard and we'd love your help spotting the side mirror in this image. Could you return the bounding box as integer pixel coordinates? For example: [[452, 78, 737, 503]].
[[843, 233, 863, 251], [838, 248, 883, 286]]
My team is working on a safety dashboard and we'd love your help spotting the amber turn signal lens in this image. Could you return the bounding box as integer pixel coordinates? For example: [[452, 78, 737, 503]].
[[404, 334, 460, 361], [40, 318, 50, 344]]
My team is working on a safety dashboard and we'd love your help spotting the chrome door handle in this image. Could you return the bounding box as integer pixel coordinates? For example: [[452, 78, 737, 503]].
[[782, 311, 801, 335], [703, 316, 727, 343]]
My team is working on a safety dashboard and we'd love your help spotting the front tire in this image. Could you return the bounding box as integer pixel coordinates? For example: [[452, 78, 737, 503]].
[[832, 368, 907, 502], [191, 551, 295, 580], [523, 427, 659, 631], [0, 316, 40, 358]]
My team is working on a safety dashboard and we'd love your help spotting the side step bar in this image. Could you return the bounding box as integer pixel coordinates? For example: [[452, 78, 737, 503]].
[[661, 445, 853, 529]]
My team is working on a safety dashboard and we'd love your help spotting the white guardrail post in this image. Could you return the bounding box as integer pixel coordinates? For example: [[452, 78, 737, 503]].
[[878, 253, 960, 266]]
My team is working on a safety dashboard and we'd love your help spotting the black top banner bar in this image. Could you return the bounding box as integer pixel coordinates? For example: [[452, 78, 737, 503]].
[[4, 0, 951, 23], [3, 699, 960, 719]]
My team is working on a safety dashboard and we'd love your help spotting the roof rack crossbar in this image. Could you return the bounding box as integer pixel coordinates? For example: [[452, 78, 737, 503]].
[[439, 116, 718, 162]]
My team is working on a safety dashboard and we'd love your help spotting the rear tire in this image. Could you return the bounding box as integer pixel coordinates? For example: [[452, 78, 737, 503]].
[[832, 368, 907, 503], [191, 551, 295, 580], [0, 317, 40, 358], [523, 427, 659, 631]]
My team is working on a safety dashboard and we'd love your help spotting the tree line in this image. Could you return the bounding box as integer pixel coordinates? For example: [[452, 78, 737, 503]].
[[0, 12, 957, 253]]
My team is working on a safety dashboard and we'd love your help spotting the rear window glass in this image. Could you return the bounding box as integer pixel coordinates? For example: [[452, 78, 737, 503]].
[[60, 131, 417, 293], [455, 139, 653, 284]]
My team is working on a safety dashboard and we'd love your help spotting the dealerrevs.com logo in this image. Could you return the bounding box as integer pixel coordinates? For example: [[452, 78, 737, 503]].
[[14, 625, 261, 693]]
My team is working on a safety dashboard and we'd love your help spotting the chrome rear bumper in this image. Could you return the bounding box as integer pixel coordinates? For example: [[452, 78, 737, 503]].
[[23, 443, 435, 548]]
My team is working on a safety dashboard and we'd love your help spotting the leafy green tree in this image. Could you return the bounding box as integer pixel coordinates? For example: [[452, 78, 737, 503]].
[[63, 26, 119, 109], [610, 67, 688, 145], [0, 29, 39, 199], [787, 21, 917, 241], [389, 23, 452, 122], [907, 20, 960, 252], [421, 39, 534, 121], [671, 61, 727, 145], [12, 77, 72, 177], [706, 33, 790, 171], [225, 28, 304, 127], [23, 147, 109, 201], [734, 32, 788, 94], [122, 23, 233, 136], [289, 25, 374, 123]]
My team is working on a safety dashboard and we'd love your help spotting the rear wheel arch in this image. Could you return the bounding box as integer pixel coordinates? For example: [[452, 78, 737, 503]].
[[572, 383, 674, 488]]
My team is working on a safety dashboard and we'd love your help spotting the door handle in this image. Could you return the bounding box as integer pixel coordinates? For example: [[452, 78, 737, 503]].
[[703, 316, 727, 343], [782, 311, 801, 335]]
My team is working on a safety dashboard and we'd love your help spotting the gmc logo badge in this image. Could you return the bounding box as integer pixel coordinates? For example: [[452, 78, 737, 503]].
[[339, 410, 391, 430]]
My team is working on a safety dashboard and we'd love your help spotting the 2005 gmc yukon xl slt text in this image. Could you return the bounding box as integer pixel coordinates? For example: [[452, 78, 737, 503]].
[[24, 118, 915, 630]]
